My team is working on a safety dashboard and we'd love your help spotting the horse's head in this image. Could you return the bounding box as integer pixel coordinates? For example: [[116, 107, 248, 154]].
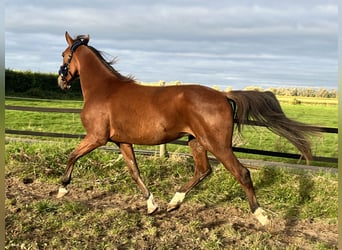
[[58, 32, 89, 90]]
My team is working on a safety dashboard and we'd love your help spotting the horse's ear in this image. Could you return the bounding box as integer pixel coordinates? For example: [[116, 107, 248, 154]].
[[83, 34, 90, 45], [65, 31, 74, 46]]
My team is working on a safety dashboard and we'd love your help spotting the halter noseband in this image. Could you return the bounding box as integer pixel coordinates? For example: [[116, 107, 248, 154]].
[[58, 39, 88, 83]]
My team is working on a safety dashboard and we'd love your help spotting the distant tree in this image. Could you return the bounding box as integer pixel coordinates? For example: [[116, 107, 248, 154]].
[[212, 85, 220, 91], [224, 86, 232, 92], [317, 88, 329, 98], [244, 86, 263, 91], [328, 89, 337, 98], [266, 87, 277, 95]]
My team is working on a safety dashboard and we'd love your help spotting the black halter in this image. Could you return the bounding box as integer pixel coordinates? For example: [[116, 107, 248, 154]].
[[58, 39, 87, 82]]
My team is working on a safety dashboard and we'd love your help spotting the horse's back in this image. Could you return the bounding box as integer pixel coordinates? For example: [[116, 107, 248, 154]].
[[109, 83, 227, 111]]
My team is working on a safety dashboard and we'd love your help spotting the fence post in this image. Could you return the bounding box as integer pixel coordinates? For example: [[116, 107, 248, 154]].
[[159, 144, 168, 158]]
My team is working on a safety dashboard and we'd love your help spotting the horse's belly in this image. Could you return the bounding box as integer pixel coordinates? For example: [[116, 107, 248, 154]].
[[109, 122, 190, 145]]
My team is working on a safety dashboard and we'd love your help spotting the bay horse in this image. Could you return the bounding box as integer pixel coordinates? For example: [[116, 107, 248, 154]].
[[57, 32, 318, 226]]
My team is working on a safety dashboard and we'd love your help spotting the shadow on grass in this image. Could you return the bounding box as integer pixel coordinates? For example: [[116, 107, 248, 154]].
[[254, 167, 279, 191], [284, 173, 314, 227], [255, 167, 316, 230]]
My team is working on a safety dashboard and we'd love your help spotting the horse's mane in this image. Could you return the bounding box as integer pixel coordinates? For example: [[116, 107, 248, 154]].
[[84, 42, 135, 82]]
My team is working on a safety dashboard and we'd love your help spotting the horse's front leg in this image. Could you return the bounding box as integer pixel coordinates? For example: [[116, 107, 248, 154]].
[[57, 135, 105, 198], [119, 143, 158, 214]]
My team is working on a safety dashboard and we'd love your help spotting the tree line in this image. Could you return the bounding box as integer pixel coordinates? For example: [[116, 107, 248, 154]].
[[243, 86, 337, 98], [5, 69, 337, 99]]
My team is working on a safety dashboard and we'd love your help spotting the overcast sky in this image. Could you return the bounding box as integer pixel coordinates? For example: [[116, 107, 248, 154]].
[[5, 0, 338, 90]]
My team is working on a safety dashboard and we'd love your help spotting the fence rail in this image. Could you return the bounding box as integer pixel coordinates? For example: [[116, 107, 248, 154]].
[[5, 105, 338, 163], [5, 105, 82, 113]]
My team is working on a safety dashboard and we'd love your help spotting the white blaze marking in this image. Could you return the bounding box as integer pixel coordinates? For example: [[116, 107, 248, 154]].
[[254, 207, 270, 226]]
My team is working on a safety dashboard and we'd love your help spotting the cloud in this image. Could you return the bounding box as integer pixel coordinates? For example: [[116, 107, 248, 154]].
[[5, 0, 338, 89]]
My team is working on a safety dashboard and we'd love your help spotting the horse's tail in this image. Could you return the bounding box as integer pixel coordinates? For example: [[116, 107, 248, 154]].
[[224, 90, 320, 163]]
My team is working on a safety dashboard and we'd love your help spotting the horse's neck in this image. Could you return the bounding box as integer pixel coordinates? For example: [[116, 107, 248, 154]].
[[76, 48, 120, 100]]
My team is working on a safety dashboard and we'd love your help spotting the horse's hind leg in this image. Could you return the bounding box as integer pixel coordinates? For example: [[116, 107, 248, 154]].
[[57, 135, 104, 198], [213, 148, 269, 226], [119, 143, 158, 215], [167, 138, 211, 212]]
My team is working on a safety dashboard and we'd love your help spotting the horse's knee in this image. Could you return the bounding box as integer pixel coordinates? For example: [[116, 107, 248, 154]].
[[240, 167, 252, 185]]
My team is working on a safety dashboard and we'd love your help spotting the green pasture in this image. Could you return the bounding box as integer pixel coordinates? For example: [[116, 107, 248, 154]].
[[5, 140, 338, 249], [5, 96, 338, 249], [5, 97, 338, 167]]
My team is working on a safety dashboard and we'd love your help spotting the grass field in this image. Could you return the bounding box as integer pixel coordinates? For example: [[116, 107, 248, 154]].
[[5, 140, 338, 249], [5, 96, 338, 249], [276, 96, 338, 105]]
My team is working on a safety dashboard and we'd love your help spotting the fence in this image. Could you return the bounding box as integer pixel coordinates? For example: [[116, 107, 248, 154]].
[[5, 104, 338, 164]]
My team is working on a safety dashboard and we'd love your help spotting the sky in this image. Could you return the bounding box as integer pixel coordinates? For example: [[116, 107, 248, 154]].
[[5, 0, 338, 90]]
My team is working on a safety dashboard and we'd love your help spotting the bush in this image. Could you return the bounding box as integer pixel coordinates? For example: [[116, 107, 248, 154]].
[[291, 98, 302, 105], [5, 69, 83, 100], [246, 86, 337, 98]]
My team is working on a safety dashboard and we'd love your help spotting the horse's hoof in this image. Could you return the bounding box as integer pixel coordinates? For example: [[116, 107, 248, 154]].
[[254, 207, 270, 226], [147, 206, 159, 215], [167, 203, 181, 212], [146, 193, 158, 215], [167, 192, 185, 212], [56, 186, 69, 198]]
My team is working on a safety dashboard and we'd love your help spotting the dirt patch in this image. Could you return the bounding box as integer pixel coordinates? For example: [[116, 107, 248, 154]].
[[5, 175, 337, 249]]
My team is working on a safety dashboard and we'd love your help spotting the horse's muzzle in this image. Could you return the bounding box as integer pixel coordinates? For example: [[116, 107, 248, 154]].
[[57, 75, 71, 90]]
